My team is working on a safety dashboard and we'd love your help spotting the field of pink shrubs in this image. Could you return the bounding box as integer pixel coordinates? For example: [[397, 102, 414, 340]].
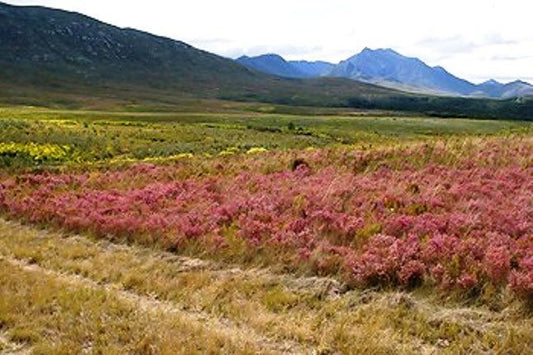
[[1, 137, 531, 298]]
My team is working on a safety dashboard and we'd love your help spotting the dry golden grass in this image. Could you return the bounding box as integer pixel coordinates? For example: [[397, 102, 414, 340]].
[[0, 218, 531, 354]]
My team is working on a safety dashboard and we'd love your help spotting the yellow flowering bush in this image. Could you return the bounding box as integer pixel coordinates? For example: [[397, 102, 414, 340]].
[[246, 147, 268, 154], [0, 142, 71, 165]]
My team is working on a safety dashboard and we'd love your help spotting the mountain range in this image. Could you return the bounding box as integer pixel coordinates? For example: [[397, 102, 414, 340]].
[[237, 49, 533, 99], [237, 55, 334, 78], [0, 1, 531, 120], [0, 1, 412, 108]]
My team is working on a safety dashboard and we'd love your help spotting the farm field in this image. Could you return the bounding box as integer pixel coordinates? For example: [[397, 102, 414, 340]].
[[0, 105, 532, 353]]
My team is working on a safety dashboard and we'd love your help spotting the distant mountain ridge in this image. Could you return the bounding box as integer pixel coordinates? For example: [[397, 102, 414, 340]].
[[288, 60, 335, 77], [236, 54, 305, 78], [330, 48, 476, 96], [236, 55, 334, 78], [236, 49, 533, 99], [472, 79, 533, 99]]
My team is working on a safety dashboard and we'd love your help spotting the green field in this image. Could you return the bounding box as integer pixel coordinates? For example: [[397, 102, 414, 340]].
[[0, 104, 529, 169]]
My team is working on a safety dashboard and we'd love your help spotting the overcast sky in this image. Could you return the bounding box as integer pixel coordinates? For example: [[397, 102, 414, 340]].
[[5, 0, 533, 84]]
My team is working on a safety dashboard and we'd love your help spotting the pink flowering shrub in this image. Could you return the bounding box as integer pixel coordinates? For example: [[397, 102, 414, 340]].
[[0, 138, 531, 298], [349, 234, 425, 288]]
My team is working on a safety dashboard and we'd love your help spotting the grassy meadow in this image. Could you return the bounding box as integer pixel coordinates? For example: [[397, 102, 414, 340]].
[[0, 103, 531, 353], [0, 104, 528, 168]]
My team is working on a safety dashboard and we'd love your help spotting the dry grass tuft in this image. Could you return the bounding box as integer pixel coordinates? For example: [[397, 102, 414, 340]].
[[0, 218, 531, 353]]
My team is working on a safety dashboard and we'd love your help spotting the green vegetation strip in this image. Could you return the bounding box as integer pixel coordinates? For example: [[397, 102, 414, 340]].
[[0, 107, 530, 169]]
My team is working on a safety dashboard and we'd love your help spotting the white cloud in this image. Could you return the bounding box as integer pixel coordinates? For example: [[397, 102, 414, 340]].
[[4, 0, 533, 83]]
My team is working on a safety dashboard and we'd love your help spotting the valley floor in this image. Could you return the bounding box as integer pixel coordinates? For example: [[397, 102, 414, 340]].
[[0, 218, 531, 354], [0, 106, 531, 353]]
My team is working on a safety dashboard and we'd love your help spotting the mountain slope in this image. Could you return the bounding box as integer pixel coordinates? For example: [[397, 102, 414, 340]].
[[333, 49, 533, 98], [499, 81, 533, 99], [236, 55, 334, 78], [472, 80, 533, 99], [236, 54, 305, 78], [329, 48, 477, 96], [289, 60, 335, 77], [0, 1, 263, 92], [240, 48, 533, 99]]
